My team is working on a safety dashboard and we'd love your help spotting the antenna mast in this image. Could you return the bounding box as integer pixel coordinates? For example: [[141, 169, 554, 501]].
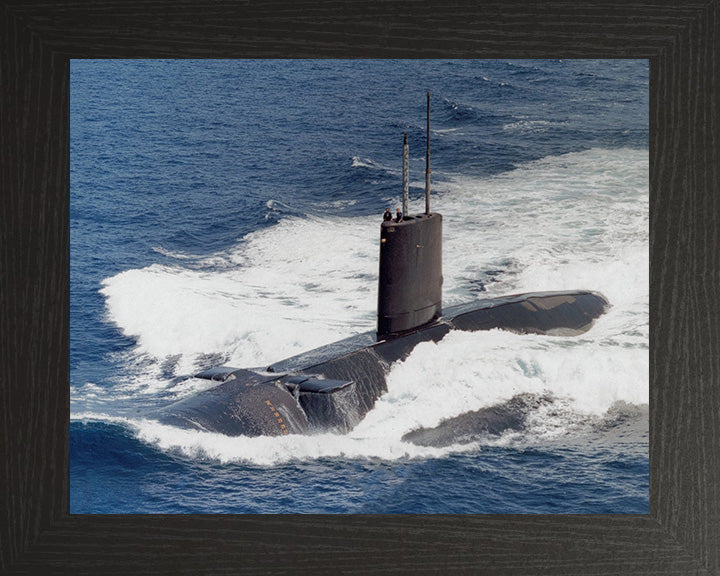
[[425, 90, 431, 215], [402, 133, 409, 218]]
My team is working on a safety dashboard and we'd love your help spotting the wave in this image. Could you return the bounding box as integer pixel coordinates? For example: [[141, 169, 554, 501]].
[[72, 360, 648, 465], [151, 246, 193, 260], [502, 118, 569, 134], [350, 156, 377, 169], [349, 155, 400, 180]]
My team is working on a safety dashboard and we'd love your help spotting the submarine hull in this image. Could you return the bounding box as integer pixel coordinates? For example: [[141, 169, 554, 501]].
[[401, 393, 553, 447], [152, 290, 609, 437], [157, 372, 310, 436]]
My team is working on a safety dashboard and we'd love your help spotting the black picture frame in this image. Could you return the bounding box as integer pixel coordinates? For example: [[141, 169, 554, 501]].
[[2, 1, 718, 574]]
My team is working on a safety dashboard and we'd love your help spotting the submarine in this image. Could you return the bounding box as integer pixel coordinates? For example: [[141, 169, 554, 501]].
[[153, 93, 609, 439]]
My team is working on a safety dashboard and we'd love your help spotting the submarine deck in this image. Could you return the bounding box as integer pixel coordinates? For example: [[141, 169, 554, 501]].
[[264, 290, 608, 374]]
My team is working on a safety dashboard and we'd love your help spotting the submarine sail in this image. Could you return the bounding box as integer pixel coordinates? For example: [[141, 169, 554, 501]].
[[377, 93, 443, 341]]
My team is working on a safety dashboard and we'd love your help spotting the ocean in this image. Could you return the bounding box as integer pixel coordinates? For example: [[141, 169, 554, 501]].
[[70, 59, 649, 513]]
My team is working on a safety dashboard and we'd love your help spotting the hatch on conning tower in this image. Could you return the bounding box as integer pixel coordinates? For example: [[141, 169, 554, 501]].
[[377, 92, 443, 341]]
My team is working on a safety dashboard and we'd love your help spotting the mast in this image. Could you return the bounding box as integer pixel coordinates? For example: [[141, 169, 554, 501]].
[[402, 133, 409, 218], [377, 92, 442, 341], [425, 90, 431, 215]]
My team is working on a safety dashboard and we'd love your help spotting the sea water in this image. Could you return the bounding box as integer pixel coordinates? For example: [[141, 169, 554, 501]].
[[70, 59, 648, 513]]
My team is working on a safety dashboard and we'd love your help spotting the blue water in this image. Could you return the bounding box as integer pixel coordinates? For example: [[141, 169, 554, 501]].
[[71, 59, 649, 514]]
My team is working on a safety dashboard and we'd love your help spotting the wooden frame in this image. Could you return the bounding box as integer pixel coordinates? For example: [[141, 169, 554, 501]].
[[1, 1, 718, 573]]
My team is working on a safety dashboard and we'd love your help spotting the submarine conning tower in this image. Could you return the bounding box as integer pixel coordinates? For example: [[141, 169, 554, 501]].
[[377, 91, 443, 341], [377, 212, 443, 340]]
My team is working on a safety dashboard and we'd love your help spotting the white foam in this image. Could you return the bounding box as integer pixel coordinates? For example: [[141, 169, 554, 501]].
[[99, 216, 380, 376], [151, 246, 193, 260], [350, 156, 400, 179], [127, 418, 463, 465], [81, 147, 648, 463], [502, 119, 568, 133], [352, 156, 372, 168], [81, 323, 647, 464], [389, 328, 647, 420]]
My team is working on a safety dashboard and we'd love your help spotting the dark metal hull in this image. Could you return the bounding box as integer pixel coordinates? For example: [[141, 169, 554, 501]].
[[153, 290, 609, 437]]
